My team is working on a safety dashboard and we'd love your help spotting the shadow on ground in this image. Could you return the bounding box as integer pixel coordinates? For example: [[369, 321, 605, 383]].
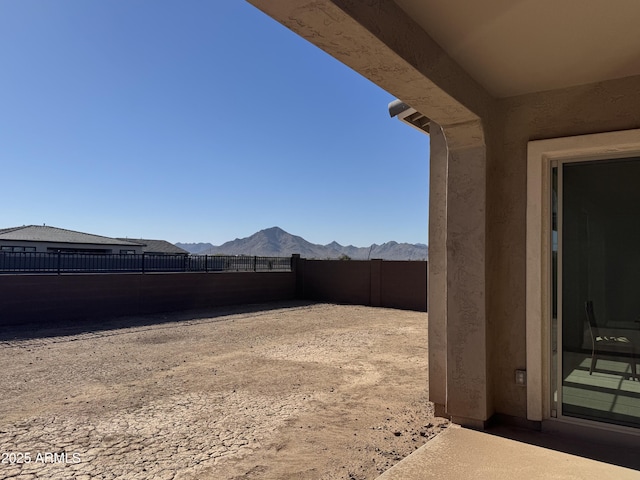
[[0, 300, 316, 342], [486, 423, 640, 472]]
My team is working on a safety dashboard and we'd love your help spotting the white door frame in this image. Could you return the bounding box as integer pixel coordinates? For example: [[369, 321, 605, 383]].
[[526, 129, 640, 423]]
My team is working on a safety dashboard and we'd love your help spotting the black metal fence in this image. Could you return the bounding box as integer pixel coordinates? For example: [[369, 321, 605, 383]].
[[0, 252, 292, 275]]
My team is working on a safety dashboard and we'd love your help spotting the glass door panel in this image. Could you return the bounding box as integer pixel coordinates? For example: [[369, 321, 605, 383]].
[[559, 157, 640, 429]]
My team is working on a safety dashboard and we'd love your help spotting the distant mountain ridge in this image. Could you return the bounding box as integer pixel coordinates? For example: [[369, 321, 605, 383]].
[[176, 227, 427, 260]]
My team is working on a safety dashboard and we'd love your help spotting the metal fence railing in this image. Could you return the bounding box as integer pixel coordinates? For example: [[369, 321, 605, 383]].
[[0, 252, 292, 275]]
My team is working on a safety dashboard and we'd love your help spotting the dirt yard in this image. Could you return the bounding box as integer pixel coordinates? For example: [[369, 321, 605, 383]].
[[0, 301, 448, 480]]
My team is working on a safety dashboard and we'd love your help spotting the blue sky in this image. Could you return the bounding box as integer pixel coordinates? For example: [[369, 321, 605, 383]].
[[0, 1, 429, 246]]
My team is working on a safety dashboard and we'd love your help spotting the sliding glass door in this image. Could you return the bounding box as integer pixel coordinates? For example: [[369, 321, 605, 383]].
[[556, 157, 640, 429]]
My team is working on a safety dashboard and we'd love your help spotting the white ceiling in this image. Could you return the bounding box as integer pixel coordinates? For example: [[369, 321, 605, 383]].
[[394, 0, 640, 97]]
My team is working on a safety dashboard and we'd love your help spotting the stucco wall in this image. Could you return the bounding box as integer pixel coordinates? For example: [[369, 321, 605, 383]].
[[488, 75, 640, 418]]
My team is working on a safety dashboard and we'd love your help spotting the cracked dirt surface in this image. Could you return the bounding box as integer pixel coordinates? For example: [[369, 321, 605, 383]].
[[0, 301, 448, 479]]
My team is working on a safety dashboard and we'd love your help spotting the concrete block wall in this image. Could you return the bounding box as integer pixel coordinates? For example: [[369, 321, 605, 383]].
[[294, 257, 427, 312], [380, 261, 428, 312], [0, 259, 427, 326], [0, 272, 296, 326]]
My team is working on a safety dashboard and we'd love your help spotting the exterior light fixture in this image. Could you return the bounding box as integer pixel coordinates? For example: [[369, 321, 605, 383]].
[[388, 99, 430, 134]]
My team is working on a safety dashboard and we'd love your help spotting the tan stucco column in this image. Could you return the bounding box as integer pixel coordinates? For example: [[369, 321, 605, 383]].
[[427, 124, 448, 416], [436, 120, 489, 428], [244, 0, 493, 428]]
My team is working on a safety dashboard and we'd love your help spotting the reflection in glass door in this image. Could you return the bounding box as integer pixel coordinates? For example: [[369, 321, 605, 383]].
[[556, 157, 640, 429]]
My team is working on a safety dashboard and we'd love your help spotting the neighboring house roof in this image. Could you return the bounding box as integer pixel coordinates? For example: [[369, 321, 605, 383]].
[[117, 238, 189, 255], [0, 225, 143, 247]]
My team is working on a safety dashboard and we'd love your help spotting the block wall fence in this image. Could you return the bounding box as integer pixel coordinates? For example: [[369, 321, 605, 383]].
[[292, 256, 427, 312], [0, 257, 427, 326]]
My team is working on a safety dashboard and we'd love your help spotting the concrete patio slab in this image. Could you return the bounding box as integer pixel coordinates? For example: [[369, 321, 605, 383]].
[[377, 424, 640, 480]]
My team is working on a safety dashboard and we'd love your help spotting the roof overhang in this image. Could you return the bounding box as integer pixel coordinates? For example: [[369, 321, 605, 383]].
[[394, 0, 640, 98], [246, 0, 640, 134]]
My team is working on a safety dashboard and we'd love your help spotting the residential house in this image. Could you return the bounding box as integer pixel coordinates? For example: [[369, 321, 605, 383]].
[[0, 225, 144, 254], [246, 0, 640, 439], [0, 226, 188, 256], [117, 238, 189, 256]]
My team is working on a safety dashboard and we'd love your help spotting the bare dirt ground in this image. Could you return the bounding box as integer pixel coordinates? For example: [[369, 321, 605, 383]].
[[0, 301, 448, 480]]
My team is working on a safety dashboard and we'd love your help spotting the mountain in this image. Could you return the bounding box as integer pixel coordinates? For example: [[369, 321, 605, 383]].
[[177, 227, 427, 260], [174, 242, 214, 255]]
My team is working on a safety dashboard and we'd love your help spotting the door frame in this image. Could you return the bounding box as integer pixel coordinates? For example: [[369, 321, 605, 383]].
[[526, 129, 640, 426]]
